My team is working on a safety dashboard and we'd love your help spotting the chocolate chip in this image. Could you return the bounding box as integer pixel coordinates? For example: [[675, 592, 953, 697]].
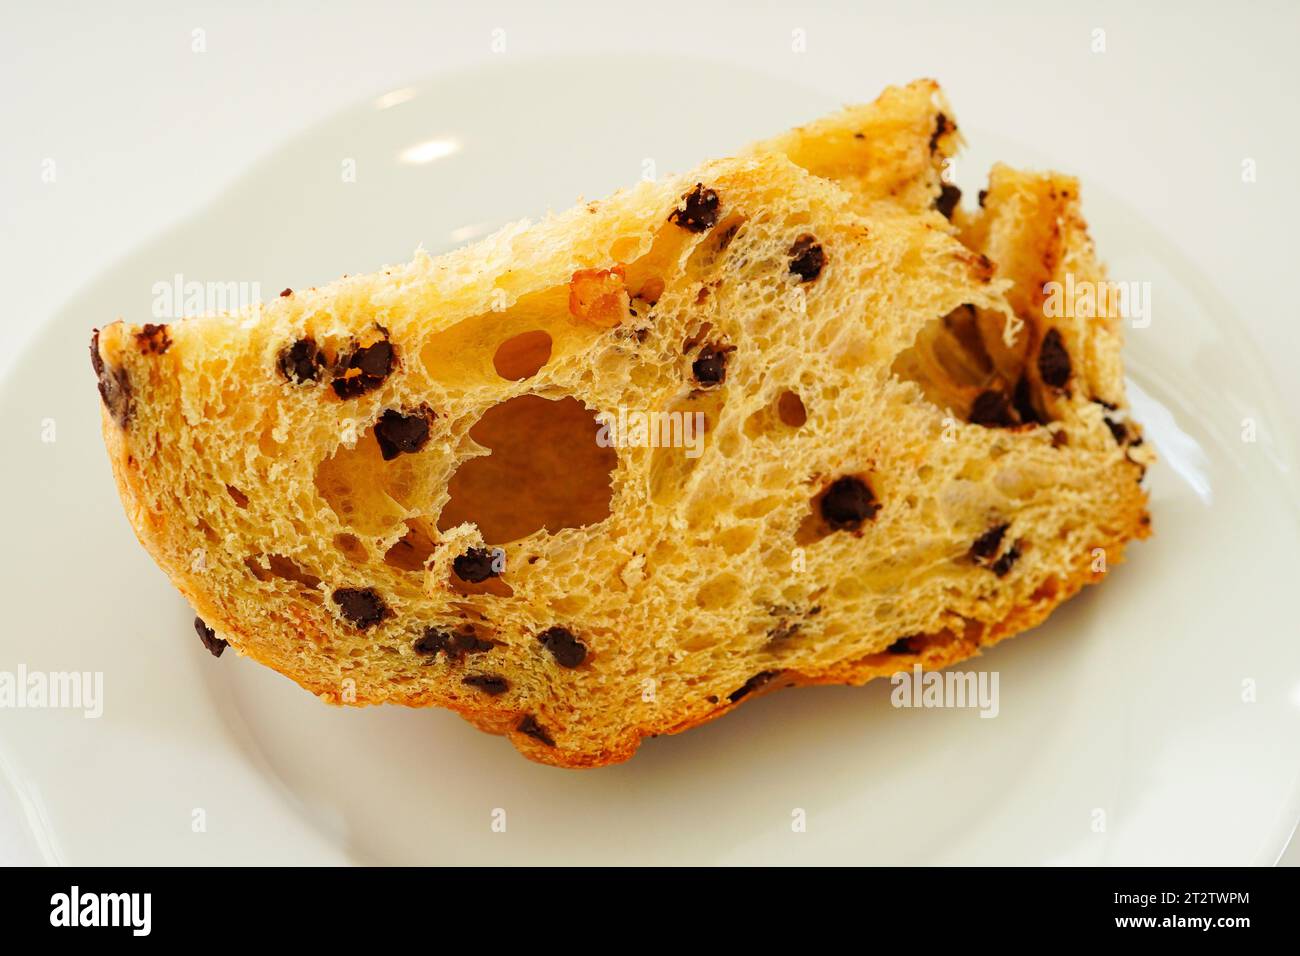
[[452, 547, 500, 583], [1104, 417, 1128, 445], [1012, 376, 1044, 426], [1037, 328, 1071, 389], [90, 329, 132, 427], [692, 345, 729, 386], [788, 234, 826, 282], [820, 476, 880, 530], [668, 183, 720, 232], [991, 545, 1021, 577], [414, 626, 493, 660], [332, 587, 390, 629], [970, 523, 1020, 576], [977, 189, 988, 207], [462, 674, 509, 696], [929, 112, 951, 153], [194, 616, 227, 658], [970, 389, 1018, 428], [135, 323, 172, 355], [538, 626, 587, 668], [453, 631, 495, 655], [413, 629, 448, 656], [517, 715, 555, 746], [355, 340, 394, 377], [728, 670, 778, 703], [332, 339, 395, 398], [89, 330, 104, 377], [278, 337, 325, 384], [279, 288, 293, 297], [970, 523, 1009, 564], [886, 637, 916, 654], [374, 407, 432, 460], [935, 183, 962, 220]]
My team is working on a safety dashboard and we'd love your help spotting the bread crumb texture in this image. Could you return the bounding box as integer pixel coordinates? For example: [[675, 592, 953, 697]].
[[92, 79, 1152, 767]]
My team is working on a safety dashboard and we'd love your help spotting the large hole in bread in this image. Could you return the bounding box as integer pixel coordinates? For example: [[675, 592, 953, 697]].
[[891, 303, 1051, 425], [383, 518, 438, 572], [438, 395, 617, 545], [493, 330, 552, 381]]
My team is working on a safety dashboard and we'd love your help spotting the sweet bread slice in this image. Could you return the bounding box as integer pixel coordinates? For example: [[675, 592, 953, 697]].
[[92, 82, 1150, 767]]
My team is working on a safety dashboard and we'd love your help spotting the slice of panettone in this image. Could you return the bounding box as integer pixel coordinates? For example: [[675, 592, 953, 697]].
[[91, 81, 1149, 767]]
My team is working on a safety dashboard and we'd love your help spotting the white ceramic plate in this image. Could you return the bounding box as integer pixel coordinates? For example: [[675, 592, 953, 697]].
[[3, 56, 1298, 865]]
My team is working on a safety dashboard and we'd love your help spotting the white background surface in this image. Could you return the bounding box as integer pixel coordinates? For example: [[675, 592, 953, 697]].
[[1, 0, 1296, 865]]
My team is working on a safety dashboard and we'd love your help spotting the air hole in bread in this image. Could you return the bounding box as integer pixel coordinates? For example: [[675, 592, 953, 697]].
[[333, 533, 368, 562], [419, 284, 583, 388], [315, 430, 409, 536], [685, 213, 746, 279], [742, 407, 769, 441], [891, 303, 1058, 427], [257, 429, 284, 458], [696, 573, 742, 610], [226, 484, 249, 507], [742, 390, 806, 441], [438, 395, 616, 545], [550, 593, 590, 616], [736, 495, 782, 520], [681, 321, 713, 354], [608, 235, 643, 263], [245, 554, 323, 602], [716, 524, 757, 555], [492, 330, 552, 381], [383, 519, 437, 572], [776, 390, 807, 428], [636, 276, 665, 304]]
